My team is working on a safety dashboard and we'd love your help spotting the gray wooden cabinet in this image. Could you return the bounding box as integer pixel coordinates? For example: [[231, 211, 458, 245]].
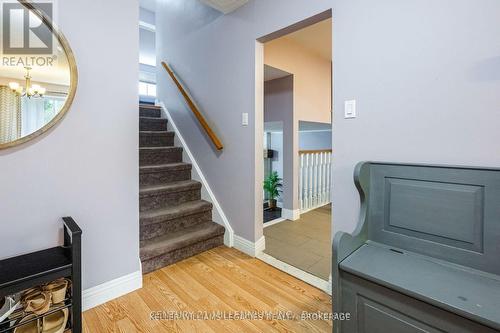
[[333, 162, 500, 333]]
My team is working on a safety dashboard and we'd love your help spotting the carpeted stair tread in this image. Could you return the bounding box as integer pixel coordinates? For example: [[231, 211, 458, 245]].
[[140, 222, 225, 261], [140, 162, 192, 173], [140, 115, 164, 119], [140, 200, 212, 226], [140, 117, 168, 131], [140, 180, 201, 196], [139, 146, 181, 151], [139, 105, 162, 118], [139, 131, 175, 136], [139, 130, 174, 135], [140, 149, 183, 166], [139, 147, 183, 162], [139, 104, 161, 109], [139, 131, 175, 148], [136, 103, 225, 273], [139, 162, 192, 186]]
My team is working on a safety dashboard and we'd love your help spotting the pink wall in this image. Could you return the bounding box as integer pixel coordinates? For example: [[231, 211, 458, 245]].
[[265, 37, 332, 124]]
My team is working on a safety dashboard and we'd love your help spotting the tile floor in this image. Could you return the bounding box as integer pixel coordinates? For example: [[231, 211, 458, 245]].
[[263, 204, 331, 280], [263, 207, 282, 223]]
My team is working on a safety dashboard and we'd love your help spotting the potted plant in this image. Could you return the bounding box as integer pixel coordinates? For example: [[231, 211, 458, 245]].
[[263, 171, 283, 210]]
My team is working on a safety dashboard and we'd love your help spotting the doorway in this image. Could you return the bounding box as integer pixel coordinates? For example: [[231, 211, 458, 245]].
[[255, 12, 333, 292]]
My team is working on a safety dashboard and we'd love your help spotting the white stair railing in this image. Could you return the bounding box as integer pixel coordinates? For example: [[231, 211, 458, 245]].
[[299, 150, 332, 212]]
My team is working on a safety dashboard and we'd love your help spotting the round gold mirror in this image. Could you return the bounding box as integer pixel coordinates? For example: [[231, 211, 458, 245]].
[[0, 0, 77, 149]]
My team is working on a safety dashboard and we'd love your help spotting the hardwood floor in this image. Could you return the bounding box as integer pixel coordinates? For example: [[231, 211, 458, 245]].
[[83, 246, 332, 333]]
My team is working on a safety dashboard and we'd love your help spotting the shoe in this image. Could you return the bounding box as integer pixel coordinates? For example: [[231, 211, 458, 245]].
[[42, 308, 68, 333], [0, 293, 21, 323], [22, 290, 51, 316], [13, 314, 40, 333], [43, 279, 69, 305]]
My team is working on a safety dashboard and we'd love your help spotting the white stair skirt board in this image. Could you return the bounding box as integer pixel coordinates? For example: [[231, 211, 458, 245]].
[[282, 208, 300, 221], [82, 269, 143, 311], [234, 235, 266, 257], [257, 252, 332, 295], [158, 101, 234, 247]]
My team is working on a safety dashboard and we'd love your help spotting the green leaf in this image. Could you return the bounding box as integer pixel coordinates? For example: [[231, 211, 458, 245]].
[[263, 171, 283, 200]]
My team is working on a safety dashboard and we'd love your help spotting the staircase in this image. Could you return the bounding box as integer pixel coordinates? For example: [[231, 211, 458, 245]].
[[139, 104, 225, 274]]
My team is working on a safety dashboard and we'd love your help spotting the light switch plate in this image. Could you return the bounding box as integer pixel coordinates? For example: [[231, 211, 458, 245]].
[[242, 113, 249, 126], [345, 100, 357, 119]]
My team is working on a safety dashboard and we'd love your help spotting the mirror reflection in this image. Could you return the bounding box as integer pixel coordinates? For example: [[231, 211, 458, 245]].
[[0, 4, 72, 146]]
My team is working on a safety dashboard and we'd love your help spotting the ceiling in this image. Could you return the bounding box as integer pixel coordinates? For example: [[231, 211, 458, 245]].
[[139, 0, 248, 14], [282, 18, 332, 61], [199, 0, 249, 14], [264, 65, 291, 82]]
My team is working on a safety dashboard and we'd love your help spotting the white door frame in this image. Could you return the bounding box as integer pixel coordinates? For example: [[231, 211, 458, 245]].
[[253, 10, 334, 292]]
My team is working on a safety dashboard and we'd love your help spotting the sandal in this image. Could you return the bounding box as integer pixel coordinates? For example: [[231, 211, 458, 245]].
[[43, 279, 69, 305], [13, 314, 40, 333], [42, 308, 68, 333], [22, 290, 51, 316], [0, 293, 22, 323]]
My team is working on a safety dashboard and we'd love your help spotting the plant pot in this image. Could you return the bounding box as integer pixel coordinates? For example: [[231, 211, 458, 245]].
[[268, 199, 277, 210]]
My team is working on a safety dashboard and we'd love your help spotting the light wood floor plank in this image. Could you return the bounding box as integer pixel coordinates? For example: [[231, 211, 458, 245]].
[[83, 246, 332, 333]]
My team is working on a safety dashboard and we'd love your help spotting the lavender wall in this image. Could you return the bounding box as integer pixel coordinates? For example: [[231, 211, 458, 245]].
[[331, 0, 500, 233], [157, 0, 500, 242], [300, 131, 332, 151], [0, 0, 140, 290], [264, 77, 297, 213], [157, 0, 332, 241]]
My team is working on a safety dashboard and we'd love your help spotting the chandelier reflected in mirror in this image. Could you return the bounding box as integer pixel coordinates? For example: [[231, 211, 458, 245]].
[[8, 67, 46, 99]]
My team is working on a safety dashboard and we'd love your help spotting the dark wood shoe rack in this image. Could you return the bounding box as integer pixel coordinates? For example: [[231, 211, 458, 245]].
[[0, 217, 82, 333]]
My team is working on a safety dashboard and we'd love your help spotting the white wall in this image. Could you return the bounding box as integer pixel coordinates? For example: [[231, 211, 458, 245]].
[[0, 0, 140, 290], [140, 7, 155, 25], [139, 28, 156, 67], [269, 132, 284, 183]]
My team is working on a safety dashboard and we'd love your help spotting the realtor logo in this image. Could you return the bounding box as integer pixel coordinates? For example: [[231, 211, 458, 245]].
[[2, 2, 53, 54]]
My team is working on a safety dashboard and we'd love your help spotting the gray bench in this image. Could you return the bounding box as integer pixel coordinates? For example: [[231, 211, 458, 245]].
[[333, 162, 500, 333]]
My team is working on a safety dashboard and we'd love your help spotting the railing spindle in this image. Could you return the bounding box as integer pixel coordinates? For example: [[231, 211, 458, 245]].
[[298, 150, 332, 212]]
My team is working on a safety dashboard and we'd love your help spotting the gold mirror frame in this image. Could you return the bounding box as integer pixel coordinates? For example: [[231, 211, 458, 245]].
[[0, 0, 78, 150]]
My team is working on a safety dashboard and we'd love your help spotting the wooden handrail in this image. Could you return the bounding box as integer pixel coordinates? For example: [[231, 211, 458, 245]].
[[299, 149, 332, 155], [161, 61, 224, 151]]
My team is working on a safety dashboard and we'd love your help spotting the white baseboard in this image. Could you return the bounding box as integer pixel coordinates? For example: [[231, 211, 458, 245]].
[[282, 208, 300, 221], [158, 101, 234, 247], [327, 275, 332, 295], [257, 252, 331, 295], [83, 269, 143, 311], [263, 217, 287, 228], [300, 202, 332, 215], [234, 235, 265, 257]]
